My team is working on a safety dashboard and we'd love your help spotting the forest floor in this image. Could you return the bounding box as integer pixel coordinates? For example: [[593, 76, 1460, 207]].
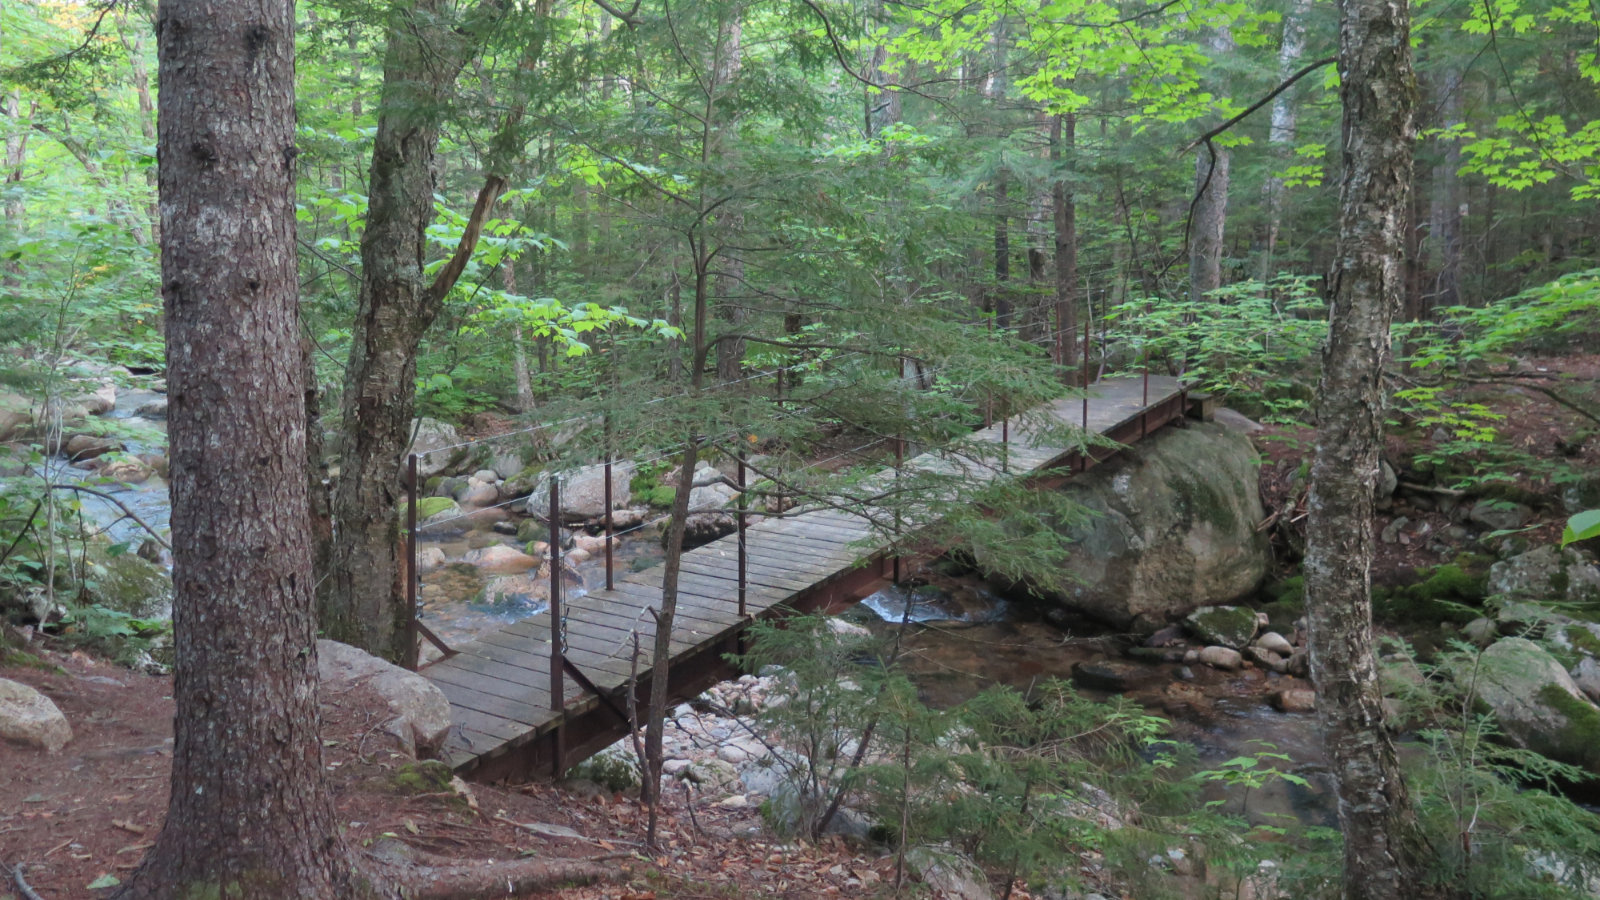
[[4, 353, 1595, 900], [0, 640, 914, 900]]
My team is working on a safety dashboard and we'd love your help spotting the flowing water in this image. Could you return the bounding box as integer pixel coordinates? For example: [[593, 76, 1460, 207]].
[[855, 578, 1338, 829]]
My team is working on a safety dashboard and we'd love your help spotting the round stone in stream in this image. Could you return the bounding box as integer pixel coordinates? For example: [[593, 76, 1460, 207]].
[[1071, 660, 1152, 693]]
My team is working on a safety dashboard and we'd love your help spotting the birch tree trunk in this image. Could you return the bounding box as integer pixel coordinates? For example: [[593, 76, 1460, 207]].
[[1261, 0, 1313, 281], [1305, 0, 1427, 895], [1189, 30, 1235, 304], [1052, 111, 1078, 373], [122, 1, 355, 894]]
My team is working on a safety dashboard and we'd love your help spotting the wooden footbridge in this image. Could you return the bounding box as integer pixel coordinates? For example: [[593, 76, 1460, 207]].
[[420, 375, 1201, 780]]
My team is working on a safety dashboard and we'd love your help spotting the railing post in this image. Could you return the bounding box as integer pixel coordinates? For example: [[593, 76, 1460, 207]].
[[893, 433, 903, 585], [1001, 410, 1009, 474], [549, 477, 563, 713], [1081, 313, 1091, 471], [406, 453, 419, 671], [736, 451, 747, 618], [603, 420, 614, 592]]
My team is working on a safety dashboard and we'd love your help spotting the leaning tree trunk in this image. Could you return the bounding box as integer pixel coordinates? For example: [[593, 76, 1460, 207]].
[[122, 1, 354, 895], [1304, 0, 1426, 896]]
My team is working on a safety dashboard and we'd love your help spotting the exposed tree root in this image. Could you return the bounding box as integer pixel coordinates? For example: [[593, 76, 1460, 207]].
[[366, 840, 628, 899]]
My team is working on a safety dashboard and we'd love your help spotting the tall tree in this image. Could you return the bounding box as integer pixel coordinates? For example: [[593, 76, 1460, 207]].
[[320, 0, 513, 662], [1303, 0, 1426, 896], [122, 0, 353, 894]]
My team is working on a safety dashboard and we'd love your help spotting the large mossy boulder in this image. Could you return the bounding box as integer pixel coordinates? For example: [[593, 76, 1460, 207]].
[[1469, 637, 1600, 777], [1489, 546, 1600, 607], [987, 420, 1269, 630]]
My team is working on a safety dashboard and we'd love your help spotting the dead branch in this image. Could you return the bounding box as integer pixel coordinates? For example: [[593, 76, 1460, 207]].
[[365, 841, 626, 900]]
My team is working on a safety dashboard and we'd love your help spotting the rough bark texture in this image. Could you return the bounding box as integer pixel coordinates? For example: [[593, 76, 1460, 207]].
[[121, 2, 355, 895], [1304, 0, 1426, 896], [322, 1, 492, 662]]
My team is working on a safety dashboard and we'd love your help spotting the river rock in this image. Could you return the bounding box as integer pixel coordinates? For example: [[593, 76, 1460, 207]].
[[97, 456, 154, 484], [65, 433, 120, 461], [1273, 689, 1316, 713], [414, 497, 465, 532], [1488, 546, 1600, 606], [483, 573, 552, 605], [1254, 631, 1294, 655], [572, 533, 615, 555], [1573, 657, 1600, 705], [1469, 499, 1533, 532], [1197, 646, 1243, 670], [1467, 637, 1600, 776], [521, 461, 635, 521], [406, 418, 463, 478], [457, 481, 499, 508], [1185, 605, 1259, 649], [135, 397, 168, 419], [1246, 646, 1287, 673], [1071, 660, 1148, 693], [417, 547, 448, 573], [317, 640, 451, 757], [987, 422, 1269, 630], [462, 544, 539, 574], [0, 678, 72, 753]]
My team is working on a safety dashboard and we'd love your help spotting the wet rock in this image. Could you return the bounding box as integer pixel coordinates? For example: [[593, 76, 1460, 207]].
[[417, 547, 448, 573], [1197, 646, 1243, 670], [99, 456, 154, 484], [0, 677, 72, 753], [1254, 631, 1293, 655], [1469, 499, 1533, 532], [1273, 689, 1316, 713], [1185, 605, 1259, 650], [135, 397, 168, 419], [983, 422, 1269, 630], [463, 544, 539, 574], [572, 533, 615, 556], [1071, 660, 1148, 693], [1144, 624, 1186, 647], [318, 640, 451, 757], [1284, 649, 1310, 678], [1246, 646, 1288, 674], [65, 433, 120, 461]]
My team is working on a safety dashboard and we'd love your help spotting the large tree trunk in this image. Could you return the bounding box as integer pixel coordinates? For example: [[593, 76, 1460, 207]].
[[322, 0, 504, 663], [122, 1, 354, 895], [1305, 0, 1426, 896], [1261, 0, 1313, 281], [713, 6, 746, 384]]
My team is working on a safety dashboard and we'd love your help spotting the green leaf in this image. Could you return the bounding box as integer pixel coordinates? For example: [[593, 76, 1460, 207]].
[[1562, 509, 1600, 547], [88, 874, 121, 890]]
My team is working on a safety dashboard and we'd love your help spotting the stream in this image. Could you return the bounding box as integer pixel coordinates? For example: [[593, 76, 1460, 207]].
[[58, 398, 1335, 829]]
